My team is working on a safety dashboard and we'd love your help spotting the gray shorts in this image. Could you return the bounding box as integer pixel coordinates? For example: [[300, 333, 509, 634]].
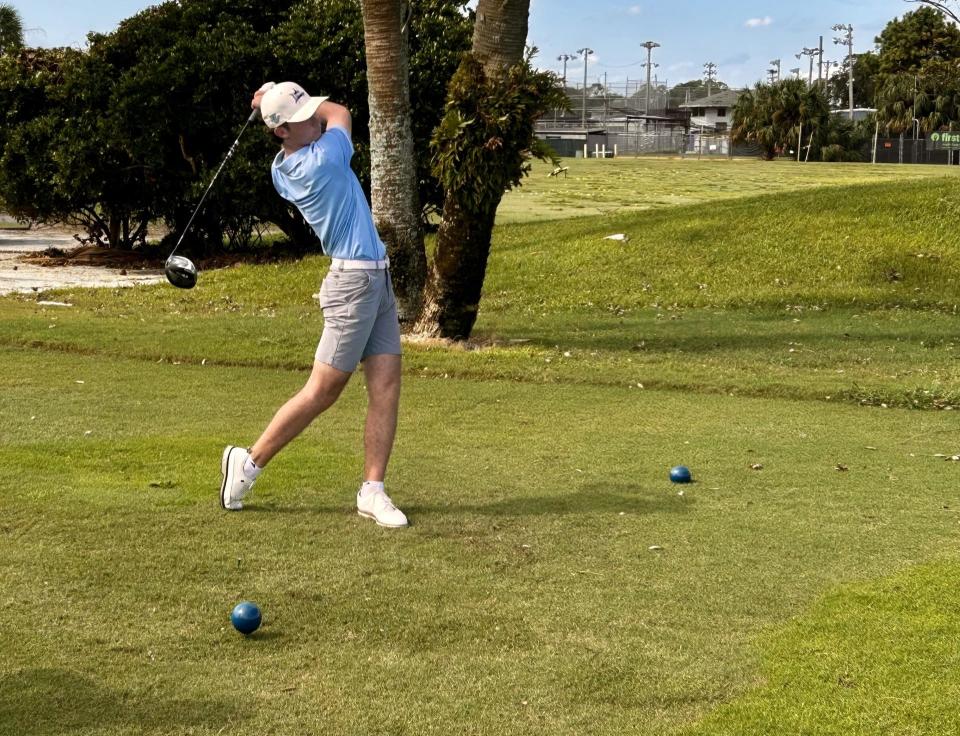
[[315, 268, 402, 372]]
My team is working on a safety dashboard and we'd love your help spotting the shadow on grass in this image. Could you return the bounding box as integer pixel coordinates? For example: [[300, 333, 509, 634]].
[[0, 667, 246, 734], [409, 483, 691, 518], [477, 311, 947, 355]]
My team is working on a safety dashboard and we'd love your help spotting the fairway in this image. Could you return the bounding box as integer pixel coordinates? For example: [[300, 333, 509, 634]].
[[3, 161, 960, 734], [496, 157, 960, 223]]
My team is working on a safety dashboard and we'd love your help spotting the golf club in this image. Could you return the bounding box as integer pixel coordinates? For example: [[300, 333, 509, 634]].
[[165, 91, 272, 289]]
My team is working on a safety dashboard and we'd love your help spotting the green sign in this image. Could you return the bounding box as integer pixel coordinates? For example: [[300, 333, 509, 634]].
[[930, 132, 960, 149]]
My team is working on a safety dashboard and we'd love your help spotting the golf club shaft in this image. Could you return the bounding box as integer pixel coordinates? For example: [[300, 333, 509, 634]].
[[167, 107, 261, 260]]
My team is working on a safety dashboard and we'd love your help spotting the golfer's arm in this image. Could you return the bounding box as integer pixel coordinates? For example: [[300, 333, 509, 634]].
[[317, 101, 352, 137]]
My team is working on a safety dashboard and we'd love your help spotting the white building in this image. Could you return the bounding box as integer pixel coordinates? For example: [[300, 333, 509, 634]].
[[679, 90, 742, 133]]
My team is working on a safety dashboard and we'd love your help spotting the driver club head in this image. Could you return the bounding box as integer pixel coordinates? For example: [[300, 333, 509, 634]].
[[165, 255, 198, 289]]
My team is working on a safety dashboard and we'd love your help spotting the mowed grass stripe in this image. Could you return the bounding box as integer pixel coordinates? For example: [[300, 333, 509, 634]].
[[685, 560, 960, 735]]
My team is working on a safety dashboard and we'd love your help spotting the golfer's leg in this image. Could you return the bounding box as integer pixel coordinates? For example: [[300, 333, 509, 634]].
[[362, 353, 401, 482], [249, 360, 352, 466]]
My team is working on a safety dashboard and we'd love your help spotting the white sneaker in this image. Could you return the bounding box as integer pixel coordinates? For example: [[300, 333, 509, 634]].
[[220, 445, 256, 511], [357, 487, 409, 528]]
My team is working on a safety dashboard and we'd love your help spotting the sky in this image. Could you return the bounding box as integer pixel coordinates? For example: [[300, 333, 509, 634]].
[[20, 0, 927, 89]]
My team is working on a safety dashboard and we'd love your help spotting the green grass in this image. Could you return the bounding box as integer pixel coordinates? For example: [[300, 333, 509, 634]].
[[496, 157, 960, 223], [3, 163, 960, 734]]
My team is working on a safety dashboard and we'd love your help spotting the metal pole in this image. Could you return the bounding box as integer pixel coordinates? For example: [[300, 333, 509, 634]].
[[704, 62, 717, 97], [818, 36, 824, 86], [833, 25, 854, 119], [848, 32, 854, 119], [642, 41, 660, 115], [603, 71, 608, 125], [578, 48, 594, 128]]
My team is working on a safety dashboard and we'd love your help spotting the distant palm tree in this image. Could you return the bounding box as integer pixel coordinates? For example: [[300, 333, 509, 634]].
[[732, 79, 830, 160], [0, 3, 24, 55]]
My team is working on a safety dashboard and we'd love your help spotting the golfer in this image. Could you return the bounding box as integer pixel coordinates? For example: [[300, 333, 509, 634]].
[[219, 81, 407, 528]]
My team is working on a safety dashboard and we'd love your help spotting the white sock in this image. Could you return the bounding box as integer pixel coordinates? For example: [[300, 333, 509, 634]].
[[242, 455, 262, 480], [360, 480, 384, 496]]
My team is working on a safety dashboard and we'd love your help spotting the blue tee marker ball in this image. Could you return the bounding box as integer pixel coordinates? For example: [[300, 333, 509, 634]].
[[231, 601, 262, 635], [669, 465, 692, 484]]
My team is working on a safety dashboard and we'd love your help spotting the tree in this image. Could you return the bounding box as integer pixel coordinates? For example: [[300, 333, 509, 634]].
[[827, 52, 880, 109], [875, 61, 960, 135], [875, 6, 960, 78], [731, 79, 831, 160], [0, 0, 472, 252], [908, 1, 960, 24], [412, 0, 565, 338], [360, 0, 425, 321], [873, 6, 960, 134], [0, 3, 23, 56], [668, 79, 729, 108]]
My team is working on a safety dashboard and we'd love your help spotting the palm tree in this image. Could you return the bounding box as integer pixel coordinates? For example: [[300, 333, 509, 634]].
[[359, 0, 425, 321], [732, 79, 829, 160], [0, 3, 24, 55], [414, 0, 540, 339]]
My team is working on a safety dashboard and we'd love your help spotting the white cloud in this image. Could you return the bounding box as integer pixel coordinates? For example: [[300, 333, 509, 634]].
[[745, 16, 773, 28], [627, 5, 642, 14]]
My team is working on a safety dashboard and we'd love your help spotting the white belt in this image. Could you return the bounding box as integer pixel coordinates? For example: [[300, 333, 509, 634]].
[[330, 257, 389, 271]]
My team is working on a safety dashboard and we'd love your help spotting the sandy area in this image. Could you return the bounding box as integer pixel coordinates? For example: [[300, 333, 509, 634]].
[[0, 226, 165, 295]]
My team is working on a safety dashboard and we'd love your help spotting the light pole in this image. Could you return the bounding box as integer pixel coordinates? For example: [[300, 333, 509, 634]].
[[796, 47, 817, 86], [817, 36, 824, 87], [703, 61, 717, 97], [641, 41, 661, 115], [556, 53, 575, 124], [833, 24, 854, 120], [790, 67, 801, 80], [557, 53, 575, 87], [769, 58, 781, 83], [577, 47, 594, 127]]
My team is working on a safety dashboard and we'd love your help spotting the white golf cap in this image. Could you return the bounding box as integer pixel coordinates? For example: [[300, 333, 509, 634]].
[[260, 81, 327, 129]]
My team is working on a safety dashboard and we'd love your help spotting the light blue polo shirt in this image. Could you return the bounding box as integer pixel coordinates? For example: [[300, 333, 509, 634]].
[[271, 126, 386, 261]]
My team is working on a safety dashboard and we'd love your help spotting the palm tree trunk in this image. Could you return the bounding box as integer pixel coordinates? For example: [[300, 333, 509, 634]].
[[360, 0, 425, 322], [414, 196, 497, 339], [413, 0, 530, 339]]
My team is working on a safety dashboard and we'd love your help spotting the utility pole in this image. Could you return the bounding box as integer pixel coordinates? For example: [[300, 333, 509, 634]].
[[796, 47, 817, 86], [833, 24, 854, 120], [641, 41, 661, 115], [703, 61, 717, 97], [577, 47, 594, 128]]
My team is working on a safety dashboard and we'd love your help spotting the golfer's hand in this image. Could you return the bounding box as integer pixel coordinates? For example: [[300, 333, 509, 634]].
[[251, 81, 276, 111]]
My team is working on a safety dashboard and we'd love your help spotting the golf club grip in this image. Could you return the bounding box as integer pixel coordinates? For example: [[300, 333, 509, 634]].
[[247, 107, 260, 124]]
